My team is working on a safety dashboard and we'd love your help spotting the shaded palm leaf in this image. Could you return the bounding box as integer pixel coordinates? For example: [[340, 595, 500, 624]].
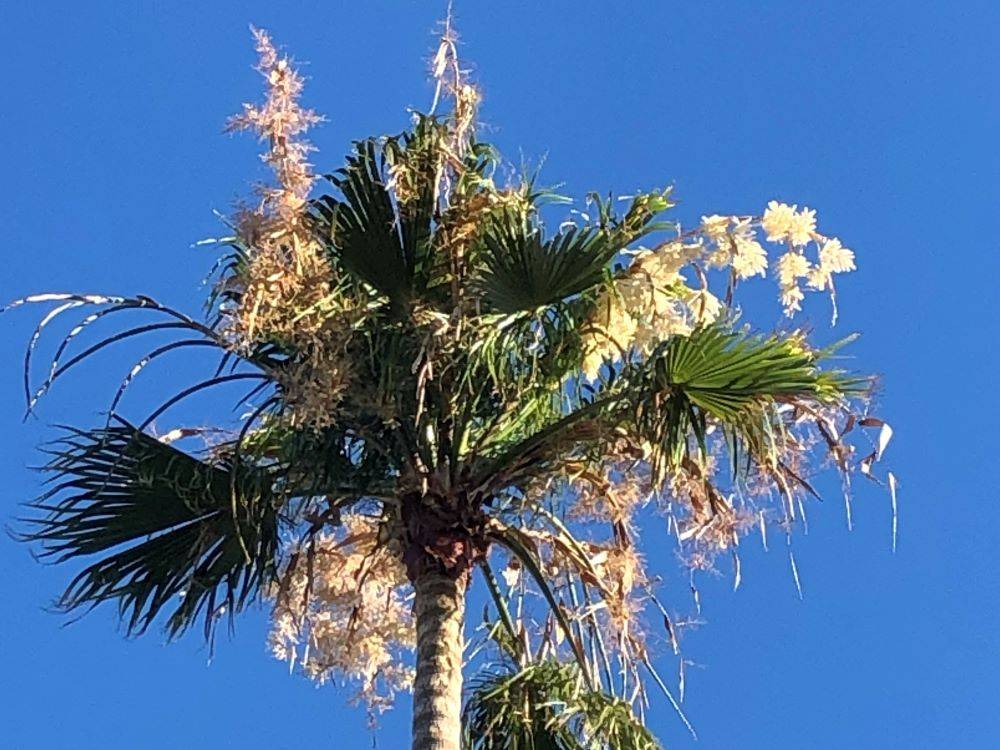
[[239, 415, 397, 499], [477, 209, 618, 314], [311, 140, 413, 303], [463, 660, 660, 750], [21, 420, 280, 638], [384, 114, 447, 287], [311, 128, 444, 306]]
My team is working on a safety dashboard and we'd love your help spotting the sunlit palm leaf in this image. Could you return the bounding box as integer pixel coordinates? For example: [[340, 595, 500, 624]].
[[21, 421, 280, 638], [474, 324, 866, 490], [476, 187, 675, 315], [635, 325, 868, 475], [467, 298, 593, 398]]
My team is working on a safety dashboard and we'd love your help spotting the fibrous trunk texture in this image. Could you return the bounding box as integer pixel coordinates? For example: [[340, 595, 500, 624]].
[[412, 569, 467, 750]]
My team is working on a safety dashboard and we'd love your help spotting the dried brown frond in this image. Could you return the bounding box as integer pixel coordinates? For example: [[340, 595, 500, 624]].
[[218, 28, 362, 431], [274, 347, 350, 431], [566, 461, 650, 528], [594, 542, 648, 635]]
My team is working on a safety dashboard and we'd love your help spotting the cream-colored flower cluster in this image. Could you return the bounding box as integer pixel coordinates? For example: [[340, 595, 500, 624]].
[[761, 201, 856, 317], [761, 201, 816, 247], [582, 243, 721, 380], [581, 201, 857, 379], [223, 236, 333, 340], [269, 517, 415, 713], [702, 215, 769, 281]]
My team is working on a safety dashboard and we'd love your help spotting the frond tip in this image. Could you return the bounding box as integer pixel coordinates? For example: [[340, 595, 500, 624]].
[[20, 420, 280, 639]]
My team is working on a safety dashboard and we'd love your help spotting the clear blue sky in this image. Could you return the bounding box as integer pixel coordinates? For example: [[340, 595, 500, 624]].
[[1, 2, 997, 748]]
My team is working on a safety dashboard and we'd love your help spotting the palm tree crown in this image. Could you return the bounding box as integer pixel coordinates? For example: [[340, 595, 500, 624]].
[[7, 22, 893, 750]]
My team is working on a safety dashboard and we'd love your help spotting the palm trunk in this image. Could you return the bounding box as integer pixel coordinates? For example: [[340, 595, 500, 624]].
[[412, 568, 467, 750]]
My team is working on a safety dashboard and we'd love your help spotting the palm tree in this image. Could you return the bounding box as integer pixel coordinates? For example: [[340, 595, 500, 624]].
[[6, 23, 892, 750]]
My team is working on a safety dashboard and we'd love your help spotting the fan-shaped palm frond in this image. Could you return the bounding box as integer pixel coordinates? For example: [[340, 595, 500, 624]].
[[475, 188, 675, 315], [384, 115, 447, 285], [633, 325, 868, 476], [473, 323, 865, 493], [311, 129, 445, 307], [463, 659, 659, 750], [310, 140, 412, 303], [20, 421, 280, 638], [477, 208, 618, 314]]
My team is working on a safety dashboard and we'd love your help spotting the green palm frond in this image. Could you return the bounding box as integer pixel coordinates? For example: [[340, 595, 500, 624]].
[[21, 421, 280, 638], [633, 324, 869, 476], [473, 323, 867, 491], [467, 298, 594, 395], [384, 115, 447, 286], [311, 139, 416, 305], [477, 208, 619, 314], [463, 660, 660, 750], [474, 187, 676, 318], [238, 416, 397, 498], [457, 296, 597, 466]]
